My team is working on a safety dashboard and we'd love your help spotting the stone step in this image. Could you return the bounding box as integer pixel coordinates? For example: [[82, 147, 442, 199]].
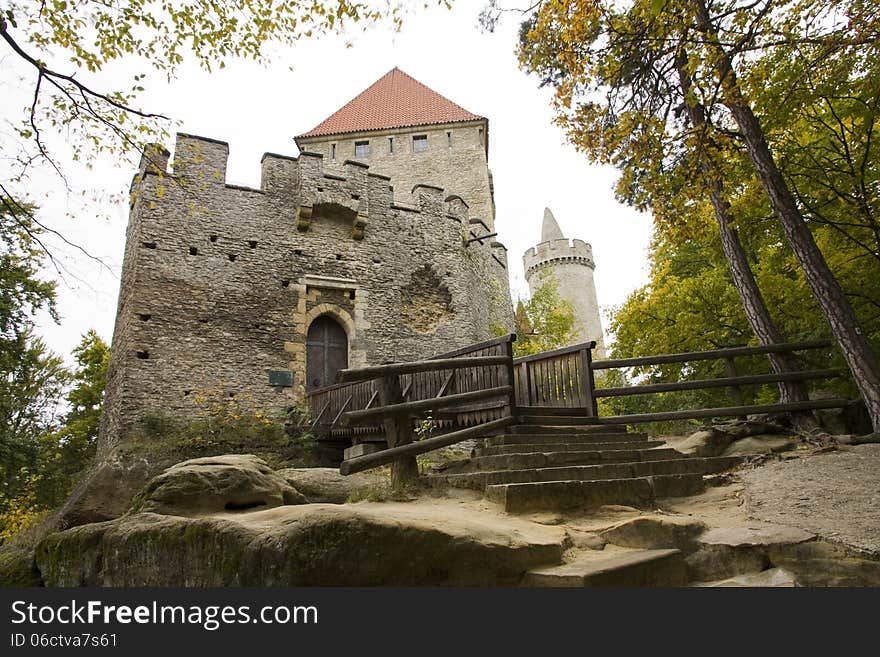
[[507, 424, 628, 435], [523, 548, 685, 587], [436, 456, 743, 490], [446, 448, 684, 473], [487, 432, 649, 446], [695, 568, 797, 588], [519, 415, 614, 426], [516, 406, 593, 416], [475, 440, 667, 457], [485, 474, 707, 513]]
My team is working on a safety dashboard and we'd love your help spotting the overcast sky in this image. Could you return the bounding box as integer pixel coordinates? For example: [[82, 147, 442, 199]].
[[4, 2, 654, 361]]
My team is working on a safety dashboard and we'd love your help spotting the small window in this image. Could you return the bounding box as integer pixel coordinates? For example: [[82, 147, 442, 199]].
[[355, 141, 370, 158], [447, 131, 452, 148], [479, 127, 484, 147], [330, 144, 336, 161], [389, 137, 394, 154], [412, 135, 428, 153]]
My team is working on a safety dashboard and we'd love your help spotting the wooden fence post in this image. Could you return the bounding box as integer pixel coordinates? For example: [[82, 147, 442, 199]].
[[579, 347, 598, 417], [376, 374, 419, 489], [723, 357, 747, 420], [502, 336, 518, 419]]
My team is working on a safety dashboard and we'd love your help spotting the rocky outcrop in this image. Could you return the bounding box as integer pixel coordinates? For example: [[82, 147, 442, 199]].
[[277, 467, 386, 504], [131, 454, 307, 516], [35, 503, 566, 586], [674, 420, 794, 458], [55, 453, 152, 529]]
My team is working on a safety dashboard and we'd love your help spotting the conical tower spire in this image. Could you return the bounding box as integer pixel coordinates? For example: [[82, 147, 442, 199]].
[[541, 207, 565, 242]]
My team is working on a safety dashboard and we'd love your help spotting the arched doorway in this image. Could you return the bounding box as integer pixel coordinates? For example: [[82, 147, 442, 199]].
[[306, 315, 348, 391]]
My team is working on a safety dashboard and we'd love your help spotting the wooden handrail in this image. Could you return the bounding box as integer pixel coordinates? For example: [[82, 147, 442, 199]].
[[592, 340, 832, 370], [513, 341, 596, 364], [341, 386, 512, 426], [431, 333, 516, 359], [336, 355, 509, 383], [340, 417, 515, 475], [597, 398, 851, 424], [594, 369, 841, 398]]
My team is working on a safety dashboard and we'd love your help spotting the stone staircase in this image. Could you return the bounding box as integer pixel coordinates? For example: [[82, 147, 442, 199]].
[[424, 411, 802, 586], [431, 413, 743, 514]]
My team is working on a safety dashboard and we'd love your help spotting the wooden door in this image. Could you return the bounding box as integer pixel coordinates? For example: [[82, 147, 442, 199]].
[[306, 315, 348, 391]]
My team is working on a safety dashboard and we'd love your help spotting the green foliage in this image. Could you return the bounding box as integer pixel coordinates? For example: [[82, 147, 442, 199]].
[[1, 0, 449, 187], [135, 386, 320, 457], [0, 329, 109, 540], [513, 0, 880, 419], [513, 271, 576, 357]]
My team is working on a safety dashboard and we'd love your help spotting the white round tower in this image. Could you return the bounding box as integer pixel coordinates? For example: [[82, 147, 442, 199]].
[[523, 208, 606, 356]]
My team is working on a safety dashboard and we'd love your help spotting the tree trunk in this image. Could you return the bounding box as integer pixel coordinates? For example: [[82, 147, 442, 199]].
[[691, 0, 880, 432], [674, 53, 813, 425], [376, 375, 419, 490]]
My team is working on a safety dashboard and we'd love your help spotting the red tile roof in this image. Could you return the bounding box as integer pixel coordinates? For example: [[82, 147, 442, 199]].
[[296, 68, 484, 139]]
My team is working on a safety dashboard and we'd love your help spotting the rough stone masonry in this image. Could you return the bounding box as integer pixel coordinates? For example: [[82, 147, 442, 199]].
[[97, 133, 514, 457]]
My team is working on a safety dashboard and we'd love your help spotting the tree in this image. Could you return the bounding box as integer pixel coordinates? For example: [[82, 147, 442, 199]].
[[0, 197, 68, 518], [30, 331, 110, 510], [0, 1, 447, 263], [513, 271, 576, 357], [510, 0, 880, 432]]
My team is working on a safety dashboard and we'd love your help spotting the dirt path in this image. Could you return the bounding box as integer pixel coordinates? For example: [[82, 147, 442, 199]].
[[739, 444, 880, 554]]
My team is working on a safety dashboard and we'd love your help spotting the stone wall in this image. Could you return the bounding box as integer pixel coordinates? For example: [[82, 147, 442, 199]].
[[98, 133, 513, 455], [295, 120, 496, 231]]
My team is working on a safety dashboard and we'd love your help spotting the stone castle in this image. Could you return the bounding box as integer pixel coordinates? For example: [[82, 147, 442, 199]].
[[97, 68, 604, 453]]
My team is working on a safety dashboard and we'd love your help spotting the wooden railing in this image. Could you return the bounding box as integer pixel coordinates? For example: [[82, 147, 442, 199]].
[[512, 341, 598, 415], [332, 334, 517, 484], [306, 335, 855, 473], [591, 340, 849, 424], [306, 334, 517, 438]]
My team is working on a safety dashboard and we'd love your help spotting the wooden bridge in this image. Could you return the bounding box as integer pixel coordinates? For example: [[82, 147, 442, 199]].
[[304, 334, 852, 480]]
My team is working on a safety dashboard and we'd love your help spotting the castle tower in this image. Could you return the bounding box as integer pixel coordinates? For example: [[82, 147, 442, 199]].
[[523, 208, 606, 356], [294, 67, 497, 230]]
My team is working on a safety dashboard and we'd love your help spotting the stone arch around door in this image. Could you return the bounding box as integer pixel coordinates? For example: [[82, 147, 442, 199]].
[[305, 310, 351, 391]]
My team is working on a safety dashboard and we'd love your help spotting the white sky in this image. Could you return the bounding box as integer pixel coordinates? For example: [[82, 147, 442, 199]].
[[5, 2, 654, 362]]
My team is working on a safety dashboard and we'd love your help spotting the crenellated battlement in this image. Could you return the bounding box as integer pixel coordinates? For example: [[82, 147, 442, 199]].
[[134, 133, 491, 241], [523, 238, 595, 277]]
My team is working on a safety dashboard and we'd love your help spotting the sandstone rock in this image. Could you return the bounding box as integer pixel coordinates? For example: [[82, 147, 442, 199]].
[[0, 545, 41, 587], [676, 422, 788, 458], [277, 467, 387, 504], [722, 435, 798, 456], [698, 567, 797, 587], [566, 529, 607, 551], [132, 454, 307, 516], [685, 545, 770, 583], [676, 429, 736, 457], [36, 502, 566, 586], [55, 455, 152, 529], [700, 522, 815, 548], [814, 398, 872, 436], [600, 515, 706, 551], [766, 540, 880, 587]]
